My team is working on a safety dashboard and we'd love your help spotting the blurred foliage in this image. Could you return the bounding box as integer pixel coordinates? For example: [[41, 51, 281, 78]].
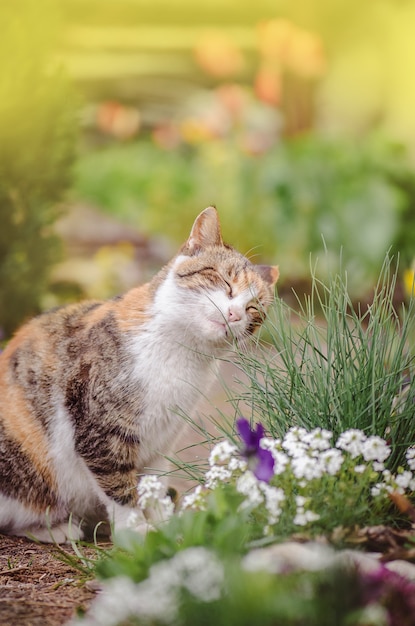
[[74, 133, 413, 296], [2, 0, 415, 325], [60, 0, 415, 301], [0, 1, 78, 338], [56, 0, 415, 149]]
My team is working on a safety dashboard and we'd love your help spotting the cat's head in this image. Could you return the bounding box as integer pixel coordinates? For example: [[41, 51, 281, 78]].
[[155, 207, 279, 346]]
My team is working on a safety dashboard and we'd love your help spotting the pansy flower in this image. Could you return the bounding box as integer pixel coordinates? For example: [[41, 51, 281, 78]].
[[236, 417, 275, 483]]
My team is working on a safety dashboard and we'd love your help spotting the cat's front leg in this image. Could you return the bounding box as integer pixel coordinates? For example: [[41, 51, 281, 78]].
[[84, 464, 151, 536], [102, 473, 174, 536]]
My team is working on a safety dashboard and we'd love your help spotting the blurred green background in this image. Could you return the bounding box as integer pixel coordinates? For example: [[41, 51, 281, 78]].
[[1, 0, 415, 337]]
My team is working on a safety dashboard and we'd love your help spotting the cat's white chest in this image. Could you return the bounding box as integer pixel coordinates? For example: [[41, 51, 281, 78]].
[[128, 323, 218, 463], [126, 266, 227, 465]]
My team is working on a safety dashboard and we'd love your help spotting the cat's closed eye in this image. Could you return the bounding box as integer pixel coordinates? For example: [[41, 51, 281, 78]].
[[203, 269, 233, 296], [246, 304, 259, 313], [222, 278, 233, 298]]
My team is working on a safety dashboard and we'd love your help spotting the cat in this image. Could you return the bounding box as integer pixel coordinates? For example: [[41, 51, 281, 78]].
[[0, 207, 279, 542]]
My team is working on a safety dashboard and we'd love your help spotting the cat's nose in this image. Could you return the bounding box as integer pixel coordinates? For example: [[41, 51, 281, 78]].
[[228, 306, 242, 323]]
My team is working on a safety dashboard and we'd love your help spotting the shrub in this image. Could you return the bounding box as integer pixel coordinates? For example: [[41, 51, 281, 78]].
[[74, 134, 413, 296], [0, 1, 77, 338]]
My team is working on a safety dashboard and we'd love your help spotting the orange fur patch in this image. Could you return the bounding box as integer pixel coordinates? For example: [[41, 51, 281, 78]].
[[0, 330, 57, 504], [114, 285, 153, 332]]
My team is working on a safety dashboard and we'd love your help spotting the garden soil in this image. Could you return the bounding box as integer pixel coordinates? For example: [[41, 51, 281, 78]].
[[0, 534, 97, 626]]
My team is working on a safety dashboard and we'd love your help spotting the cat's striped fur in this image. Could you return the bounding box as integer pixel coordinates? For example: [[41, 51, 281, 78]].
[[0, 207, 279, 542]]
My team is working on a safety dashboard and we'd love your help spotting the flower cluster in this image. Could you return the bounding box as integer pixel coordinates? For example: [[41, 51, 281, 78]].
[[236, 470, 285, 526], [360, 565, 415, 625], [137, 474, 175, 521], [71, 547, 224, 626], [181, 420, 415, 534], [115, 420, 415, 539], [73, 420, 415, 626]]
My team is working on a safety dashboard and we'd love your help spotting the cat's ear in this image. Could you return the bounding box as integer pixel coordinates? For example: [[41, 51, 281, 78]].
[[256, 265, 280, 287], [185, 206, 223, 254]]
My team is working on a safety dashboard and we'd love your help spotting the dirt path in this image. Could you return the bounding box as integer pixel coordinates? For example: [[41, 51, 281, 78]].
[[0, 535, 97, 626]]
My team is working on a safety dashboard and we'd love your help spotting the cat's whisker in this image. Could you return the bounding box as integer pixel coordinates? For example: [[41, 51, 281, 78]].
[[243, 245, 264, 262]]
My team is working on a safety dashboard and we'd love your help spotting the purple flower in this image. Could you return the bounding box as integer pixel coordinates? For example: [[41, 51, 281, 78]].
[[360, 566, 415, 626], [236, 417, 275, 483]]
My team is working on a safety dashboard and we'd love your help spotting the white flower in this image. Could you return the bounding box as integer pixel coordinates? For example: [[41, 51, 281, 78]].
[[137, 475, 174, 521], [158, 547, 224, 602], [361, 436, 391, 463], [291, 455, 324, 481], [303, 428, 333, 451], [372, 462, 385, 472], [319, 448, 344, 475], [286, 426, 308, 441], [336, 429, 367, 458], [406, 447, 415, 471], [260, 439, 289, 475], [293, 494, 320, 527], [395, 470, 413, 490], [236, 471, 264, 508], [293, 509, 320, 526], [209, 441, 238, 466], [356, 604, 389, 626], [71, 549, 224, 626], [380, 469, 395, 493], [137, 475, 165, 508], [293, 512, 307, 526], [354, 464, 367, 474], [71, 574, 178, 626], [91, 577, 144, 626], [181, 485, 207, 512], [295, 495, 307, 507], [260, 483, 285, 525], [205, 465, 232, 489], [382, 469, 392, 482], [305, 510, 320, 523], [371, 483, 385, 497], [282, 427, 309, 457], [133, 574, 179, 619], [260, 436, 282, 450], [272, 451, 290, 475], [228, 456, 248, 472]]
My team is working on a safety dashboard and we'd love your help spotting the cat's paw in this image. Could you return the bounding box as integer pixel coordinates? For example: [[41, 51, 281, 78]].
[[16, 522, 84, 544], [110, 506, 152, 536]]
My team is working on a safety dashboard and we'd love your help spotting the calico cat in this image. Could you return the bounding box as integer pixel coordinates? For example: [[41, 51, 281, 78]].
[[0, 207, 279, 542]]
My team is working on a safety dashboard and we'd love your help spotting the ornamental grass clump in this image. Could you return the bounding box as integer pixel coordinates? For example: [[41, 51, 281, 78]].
[[233, 255, 415, 474]]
